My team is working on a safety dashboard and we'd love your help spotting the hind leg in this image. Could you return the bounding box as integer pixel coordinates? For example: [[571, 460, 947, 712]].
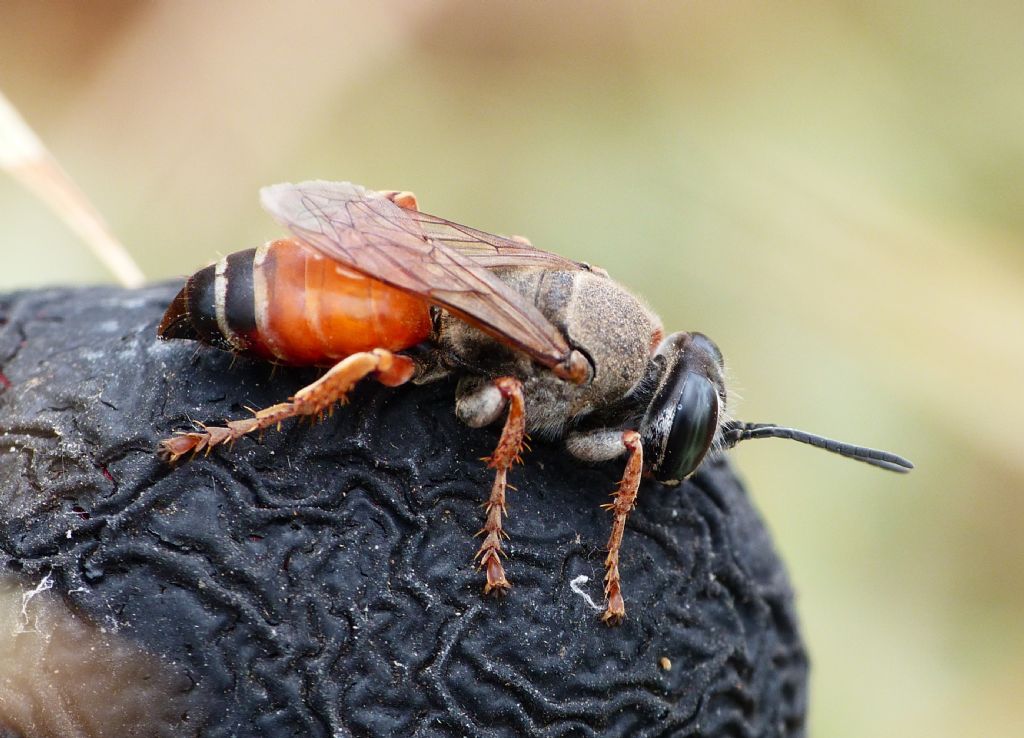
[[159, 349, 415, 462]]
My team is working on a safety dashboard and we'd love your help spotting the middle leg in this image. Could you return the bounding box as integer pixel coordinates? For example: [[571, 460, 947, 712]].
[[457, 376, 526, 595]]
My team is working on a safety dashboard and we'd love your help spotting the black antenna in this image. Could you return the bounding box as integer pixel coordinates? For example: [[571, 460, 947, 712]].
[[719, 421, 914, 473]]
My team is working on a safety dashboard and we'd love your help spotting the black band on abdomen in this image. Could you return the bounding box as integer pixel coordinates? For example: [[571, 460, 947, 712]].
[[224, 248, 257, 345], [186, 264, 230, 350]]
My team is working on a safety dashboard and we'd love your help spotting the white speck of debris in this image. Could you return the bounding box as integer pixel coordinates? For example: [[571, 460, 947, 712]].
[[16, 572, 54, 634], [569, 575, 603, 613]]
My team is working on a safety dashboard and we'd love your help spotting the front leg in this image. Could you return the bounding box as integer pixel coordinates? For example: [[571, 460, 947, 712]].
[[456, 376, 526, 595], [566, 428, 644, 625]]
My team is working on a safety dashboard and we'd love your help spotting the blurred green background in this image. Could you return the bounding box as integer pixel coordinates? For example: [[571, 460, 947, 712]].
[[1, 1, 1022, 735]]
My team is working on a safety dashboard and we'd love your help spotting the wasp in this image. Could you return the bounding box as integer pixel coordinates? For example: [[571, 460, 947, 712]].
[[157, 181, 913, 624]]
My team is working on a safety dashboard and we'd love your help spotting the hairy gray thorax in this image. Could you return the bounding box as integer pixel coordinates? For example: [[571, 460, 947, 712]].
[[431, 269, 662, 438]]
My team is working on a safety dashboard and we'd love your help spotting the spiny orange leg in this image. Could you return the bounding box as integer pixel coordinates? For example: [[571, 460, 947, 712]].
[[475, 377, 526, 595], [600, 430, 644, 625], [158, 349, 416, 462]]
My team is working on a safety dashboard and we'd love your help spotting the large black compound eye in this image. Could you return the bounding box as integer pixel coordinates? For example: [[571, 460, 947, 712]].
[[648, 371, 720, 483], [689, 332, 724, 369]]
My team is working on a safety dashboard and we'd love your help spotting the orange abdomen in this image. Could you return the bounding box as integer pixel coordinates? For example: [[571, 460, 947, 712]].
[[158, 238, 432, 365], [254, 238, 431, 363]]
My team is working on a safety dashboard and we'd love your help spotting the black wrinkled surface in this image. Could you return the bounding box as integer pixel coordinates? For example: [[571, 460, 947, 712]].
[[0, 285, 807, 737]]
